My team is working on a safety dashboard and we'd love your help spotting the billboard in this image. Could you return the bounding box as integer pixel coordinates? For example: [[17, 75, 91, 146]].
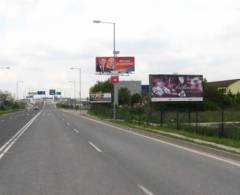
[[96, 57, 135, 74], [89, 93, 112, 103], [150, 74, 203, 102]]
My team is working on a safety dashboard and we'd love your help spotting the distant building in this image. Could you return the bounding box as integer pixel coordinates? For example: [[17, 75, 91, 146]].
[[208, 79, 240, 94], [117, 81, 141, 95], [141, 85, 149, 96]]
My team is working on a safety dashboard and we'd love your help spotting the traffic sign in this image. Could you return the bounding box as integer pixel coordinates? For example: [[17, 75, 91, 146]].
[[111, 76, 119, 83], [37, 91, 46, 95], [49, 89, 56, 95]]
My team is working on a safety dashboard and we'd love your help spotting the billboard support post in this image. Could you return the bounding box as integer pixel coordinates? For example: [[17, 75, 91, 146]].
[[70, 67, 82, 112], [113, 22, 117, 119], [160, 110, 164, 127], [93, 20, 123, 119], [176, 111, 180, 129]]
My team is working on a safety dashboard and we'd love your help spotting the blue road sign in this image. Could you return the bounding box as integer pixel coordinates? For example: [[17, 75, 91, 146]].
[[49, 89, 56, 95]]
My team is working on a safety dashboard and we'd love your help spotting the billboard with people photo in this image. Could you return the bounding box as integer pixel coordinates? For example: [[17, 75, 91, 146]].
[[89, 93, 112, 103], [149, 74, 203, 101], [96, 57, 135, 74]]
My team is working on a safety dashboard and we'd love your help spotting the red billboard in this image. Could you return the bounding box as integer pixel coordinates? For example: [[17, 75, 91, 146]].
[[150, 74, 203, 102], [96, 57, 135, 74]]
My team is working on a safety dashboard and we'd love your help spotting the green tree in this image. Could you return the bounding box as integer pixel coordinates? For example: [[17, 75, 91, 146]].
[[0, 90, 14, 109], [90, 80, 113, 93], [118, 87, 131, 106], [130, 93, 142, 106]]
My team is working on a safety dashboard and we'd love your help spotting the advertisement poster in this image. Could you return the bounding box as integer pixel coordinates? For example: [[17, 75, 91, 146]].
[[89, 93, 112, 103], [150, 74, 203, 102], [96, 57, 135, 74]]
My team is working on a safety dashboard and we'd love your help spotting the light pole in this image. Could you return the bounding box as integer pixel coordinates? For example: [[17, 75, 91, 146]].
[[70, 67, 82, 110], [16, 81, 24, 100], [93, 20, 118, 119], [68, 80, 76, 99]]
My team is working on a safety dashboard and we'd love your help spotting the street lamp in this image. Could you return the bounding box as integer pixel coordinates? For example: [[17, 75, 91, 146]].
[[70, 67, 82, 110], [68, 80, 76, 99], [16, 81, 24, 100], [93, 19, 118, 119]]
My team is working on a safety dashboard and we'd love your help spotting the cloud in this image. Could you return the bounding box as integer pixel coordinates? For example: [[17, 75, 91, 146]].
[[0, 0, 240, 98]]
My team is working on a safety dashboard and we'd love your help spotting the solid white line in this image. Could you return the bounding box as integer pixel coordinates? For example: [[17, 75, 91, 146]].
[[138, 184, 154, 195], [88, 141, 102, 152], [0, 114, 38, 153], [0, 111, 42, 160], [73, 129, 79, 134], [80, 115, 240, 168]]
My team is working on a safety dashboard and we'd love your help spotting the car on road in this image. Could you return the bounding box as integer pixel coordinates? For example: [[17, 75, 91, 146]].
[[33, 106, 40, 111]]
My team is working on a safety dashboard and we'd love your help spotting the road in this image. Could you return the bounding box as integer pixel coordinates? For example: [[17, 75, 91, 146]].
[[0, 109, 39, 147], [0, 102, 240, 195]]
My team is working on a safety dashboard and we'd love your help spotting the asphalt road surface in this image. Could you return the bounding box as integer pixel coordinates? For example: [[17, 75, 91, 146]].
[[0, 102, 240, 195]]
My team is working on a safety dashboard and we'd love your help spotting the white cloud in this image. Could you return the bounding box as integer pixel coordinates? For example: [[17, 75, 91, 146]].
[[0, 0, 240, 98]]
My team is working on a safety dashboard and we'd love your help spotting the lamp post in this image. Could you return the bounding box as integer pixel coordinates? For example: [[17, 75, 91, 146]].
[[68, 80, 76, 99], [16, 81, 24, 100], [70, 67, 82, 111], [93, 20, 118, 119]]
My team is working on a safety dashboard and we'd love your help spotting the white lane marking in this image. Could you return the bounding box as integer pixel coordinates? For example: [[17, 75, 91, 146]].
[[88, 141, 102, 153], [80, 115, 240, 168], [138, 184, 154, 195], [66, 122, 70, 126], [0, 111, 42, 160], [73, 129, 79, 134]]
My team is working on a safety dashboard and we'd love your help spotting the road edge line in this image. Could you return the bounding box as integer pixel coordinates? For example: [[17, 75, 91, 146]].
[[0, 111, 42, 160], [80, 115, 240, 167]]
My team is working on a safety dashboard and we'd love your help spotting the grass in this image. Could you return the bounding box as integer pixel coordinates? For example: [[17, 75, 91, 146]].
[[0, 108, 23, 116], [88, 111, 240, 149]]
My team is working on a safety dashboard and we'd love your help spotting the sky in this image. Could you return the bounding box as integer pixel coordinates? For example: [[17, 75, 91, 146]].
[[0, 0, 240, 98]]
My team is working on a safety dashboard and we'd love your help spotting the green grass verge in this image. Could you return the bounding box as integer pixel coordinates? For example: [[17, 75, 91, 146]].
[[88, 111, 240, 149], [0, 108, 23, 116]]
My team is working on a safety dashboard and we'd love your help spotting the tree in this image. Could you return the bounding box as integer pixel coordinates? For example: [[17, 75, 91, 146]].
[[0, 90, 14, 108], [90, 80, 113, 93], [130, 93, 142, 106], [118, 87, 131, 106]]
